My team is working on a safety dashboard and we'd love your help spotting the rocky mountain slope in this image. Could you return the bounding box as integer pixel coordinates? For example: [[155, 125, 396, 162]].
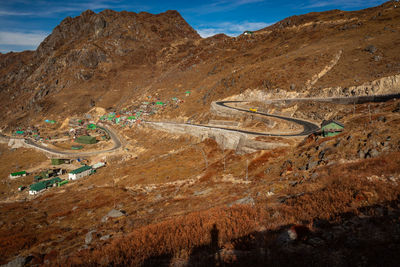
[[1, 1, 400, 266], [0, 1, 399, 129]]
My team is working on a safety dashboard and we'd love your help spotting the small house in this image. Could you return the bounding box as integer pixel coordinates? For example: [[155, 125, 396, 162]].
[[58, 180, 69, 187], [75, 135, 97, 144], [18, 186, 26, 191], [68, 165, 93, 180], [9, 171, 27, 179], [92, 162, 106, 169], [243, 31, 254, 36], [51, 159, 70, 165], [321, 120, 344, 137], [29, 181, 47, 195], [46, 177, 62, 187], [51, 158, 65, 165]]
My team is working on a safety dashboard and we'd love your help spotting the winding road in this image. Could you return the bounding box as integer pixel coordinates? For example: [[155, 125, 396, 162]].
[[149, 93, 400, 138], [2, 93, 399, 156], [2, 123, 122, 158], [214, 101, 320, 136]]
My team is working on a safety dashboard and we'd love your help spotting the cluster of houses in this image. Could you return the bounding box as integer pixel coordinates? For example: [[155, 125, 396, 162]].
[[10, 159, 106, 195], [99, 94, 189, 128]]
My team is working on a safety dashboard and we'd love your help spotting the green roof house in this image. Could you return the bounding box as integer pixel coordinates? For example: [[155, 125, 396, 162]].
[[29, 177, 62, 195], [29, 181, 47, 195], [9, 171, 27, 179], [51, 158, 64, 165], [68, 165, 93, 180], [75, 135, 97, 144], [58, 180, 69, 187], [321, 120, 344, 137], [46, 177, 62, 187]]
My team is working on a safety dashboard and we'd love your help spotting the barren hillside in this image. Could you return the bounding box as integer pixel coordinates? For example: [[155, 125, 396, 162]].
[[0, 1, 400, 266]]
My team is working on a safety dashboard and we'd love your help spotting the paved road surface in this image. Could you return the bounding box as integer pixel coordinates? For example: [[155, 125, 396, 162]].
[[2, 123, 122, 158], [214, 101, 320, 136]]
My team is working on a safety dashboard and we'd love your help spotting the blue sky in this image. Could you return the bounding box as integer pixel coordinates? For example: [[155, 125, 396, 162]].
[[0, 0, 387, 53]]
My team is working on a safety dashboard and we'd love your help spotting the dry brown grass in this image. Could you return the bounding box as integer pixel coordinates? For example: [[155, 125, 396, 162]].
[[66, 205, 264, 265], [64, 151, 400, 266]]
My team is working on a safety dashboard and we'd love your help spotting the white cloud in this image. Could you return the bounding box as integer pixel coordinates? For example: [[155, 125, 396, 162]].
[[0, 10, 33, 16], [0, 1, 149, 17], [196, 21, 272, 38], [301, 0, 386, 9], [184, 0, 265, 15], [0, 31, 48, 47]]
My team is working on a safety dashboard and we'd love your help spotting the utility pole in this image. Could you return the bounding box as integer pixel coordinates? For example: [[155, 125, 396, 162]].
[[246, 159, 248, 181], [353, 100, 356, 116], [222, 147, 226, 172], [113, 175, 115, 209], [199, 147, 208, 169], [368, 104, 372, 121]]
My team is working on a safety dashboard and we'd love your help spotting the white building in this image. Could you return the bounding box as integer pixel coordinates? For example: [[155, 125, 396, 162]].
[[68, 165, 93, 180], [92, 162, 106, 169]]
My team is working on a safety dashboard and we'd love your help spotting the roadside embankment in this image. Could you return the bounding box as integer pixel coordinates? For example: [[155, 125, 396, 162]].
[[145, 121, 289, 154]]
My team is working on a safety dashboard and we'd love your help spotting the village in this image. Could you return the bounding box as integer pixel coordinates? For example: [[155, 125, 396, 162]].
[[3, 93, 194, 198], [10, 158, 106, 196]]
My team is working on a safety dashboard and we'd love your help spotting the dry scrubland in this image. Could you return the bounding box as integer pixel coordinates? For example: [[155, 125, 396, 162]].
[[0, 100, 399, 265], [0, 1, 400, 266]]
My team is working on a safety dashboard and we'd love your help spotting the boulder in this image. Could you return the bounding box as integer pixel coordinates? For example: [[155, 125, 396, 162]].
[[101, 209, 126, 222], [2, 256, 27, 267], [229, 196, 255, 206], [306, 160, 319, 170], [85, 230, 96, 245], [368, 148, 380, 158], [100, 234, 111, 241], [365, 44, 377, 54]]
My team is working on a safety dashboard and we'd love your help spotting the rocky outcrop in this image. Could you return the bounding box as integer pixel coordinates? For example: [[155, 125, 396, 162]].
[[315, 74, 400, 97], [0, 9, 201, 125]]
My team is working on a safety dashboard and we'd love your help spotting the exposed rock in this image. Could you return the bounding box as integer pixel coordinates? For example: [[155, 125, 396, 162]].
[[306, 160, 319, 170], [100, 234, 111, 241], [318, 150, 326, 160], [101, 209, 126, 222], [229, 196, 255, 206], [1, 256, 27, 267], [194, 188, 212, 196], [85, 230, 96, 245], [377, 116, 386, 122], [365, 44, 377, 54], [367, 148, 380, 158], [358, 149, 365, 159], [310, 173, 319, 180], [393, 103, 400, 113]]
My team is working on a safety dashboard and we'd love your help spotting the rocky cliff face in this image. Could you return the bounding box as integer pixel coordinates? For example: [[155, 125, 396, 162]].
[[0, 9, 200, 127]]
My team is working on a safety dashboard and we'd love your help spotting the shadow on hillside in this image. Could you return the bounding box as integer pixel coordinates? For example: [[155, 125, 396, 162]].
[[185, 196, 400, 267], [187, 223, 222, 267], [141, 253, 173, 267], [136, 196, 400, 266]]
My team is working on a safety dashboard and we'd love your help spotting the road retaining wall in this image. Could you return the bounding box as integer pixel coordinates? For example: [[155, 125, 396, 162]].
[[146, 122, 288, 154]]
